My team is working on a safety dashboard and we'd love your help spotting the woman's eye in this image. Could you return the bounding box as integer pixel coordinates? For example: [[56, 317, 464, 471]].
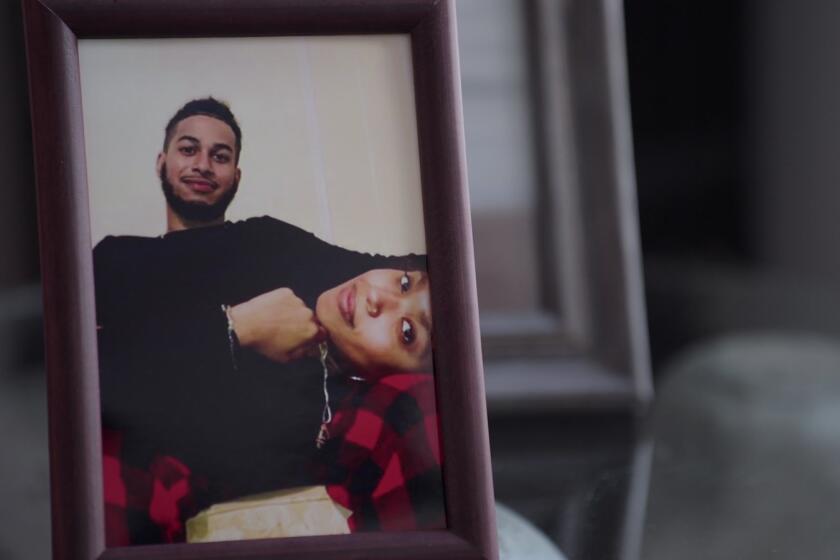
[[400, 272, 411, 293], [400, 318, 415, 345]]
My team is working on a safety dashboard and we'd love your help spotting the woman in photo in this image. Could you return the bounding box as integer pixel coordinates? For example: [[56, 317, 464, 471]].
[[314, 265, 444, 533], [103, 257, 443, 545]]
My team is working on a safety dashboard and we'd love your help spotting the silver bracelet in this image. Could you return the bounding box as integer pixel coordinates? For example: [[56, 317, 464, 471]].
[[221, 304, 239, 371]]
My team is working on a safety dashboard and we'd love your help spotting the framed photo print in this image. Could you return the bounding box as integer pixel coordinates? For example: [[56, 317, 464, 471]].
[[458, 0, 651, 412], [21, 1, 497, 559]]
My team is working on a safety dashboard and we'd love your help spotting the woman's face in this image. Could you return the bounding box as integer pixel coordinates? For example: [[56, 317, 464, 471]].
[[316, 269, 432, 374]]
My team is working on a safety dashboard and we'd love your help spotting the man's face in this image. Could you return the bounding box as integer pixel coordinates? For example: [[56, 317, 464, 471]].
[[157, 115, 241, 223]]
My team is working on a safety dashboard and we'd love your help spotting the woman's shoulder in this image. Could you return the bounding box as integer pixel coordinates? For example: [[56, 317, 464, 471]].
[[380, 373, 436, 412], [359, 373, 437, 418], [378, 372, 435, 392], [329, 373, 437, 438]]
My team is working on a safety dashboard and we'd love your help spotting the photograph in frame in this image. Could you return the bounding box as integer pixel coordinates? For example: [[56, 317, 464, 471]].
[[80, 35, 446, 546], [22, 1, 497, 559]]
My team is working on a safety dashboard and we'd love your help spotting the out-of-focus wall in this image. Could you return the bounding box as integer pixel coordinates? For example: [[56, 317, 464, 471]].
[[628, 0, 840, 370], [748, 0, 840, 281], [0, 0, 38, 288]]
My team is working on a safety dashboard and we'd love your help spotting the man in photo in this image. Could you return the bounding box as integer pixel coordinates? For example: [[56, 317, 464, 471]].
[[95, 98, 443, 545]]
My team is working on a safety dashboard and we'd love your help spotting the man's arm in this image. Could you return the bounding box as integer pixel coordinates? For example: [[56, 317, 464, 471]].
[[228, 287, 326, 364], [223, 216, 425, 362], [95, 217, 425, 379], [237, 216, 424, 308]]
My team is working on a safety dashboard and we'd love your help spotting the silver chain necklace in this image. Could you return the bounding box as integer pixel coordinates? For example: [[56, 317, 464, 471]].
[[314, 342, 366, 448], [315, 342, 331, 449]]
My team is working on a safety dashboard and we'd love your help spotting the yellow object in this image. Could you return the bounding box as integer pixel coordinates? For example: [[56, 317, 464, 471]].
[[186, 486, 351, 543]]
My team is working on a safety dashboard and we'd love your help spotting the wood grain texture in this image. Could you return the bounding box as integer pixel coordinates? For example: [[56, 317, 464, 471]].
[[99, 531, 479, 560], [21, 1, 105, 559], [22, 0, 497, 558], [410, 1, 498, 558], [38, 0, 437, 37]]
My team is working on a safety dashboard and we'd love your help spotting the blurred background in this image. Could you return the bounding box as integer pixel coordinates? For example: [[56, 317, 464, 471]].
[[5, 0, 840, 558]]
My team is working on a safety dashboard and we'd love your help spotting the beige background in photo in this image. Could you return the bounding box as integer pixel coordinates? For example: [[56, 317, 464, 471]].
[[78, 35, 425, 255]]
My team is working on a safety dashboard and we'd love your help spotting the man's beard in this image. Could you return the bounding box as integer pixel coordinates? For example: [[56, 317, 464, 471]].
[[160, 163, 238, 224]]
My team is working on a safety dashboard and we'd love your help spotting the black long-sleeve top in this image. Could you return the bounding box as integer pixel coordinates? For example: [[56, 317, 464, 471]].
[[94, 216, 404, 512]]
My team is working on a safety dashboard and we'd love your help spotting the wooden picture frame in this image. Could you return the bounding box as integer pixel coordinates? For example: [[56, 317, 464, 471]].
[[471, 0, 652, 412], [21, 1, 497, 559]]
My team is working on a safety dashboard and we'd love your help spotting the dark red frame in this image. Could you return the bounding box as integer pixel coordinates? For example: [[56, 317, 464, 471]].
[[21, 1, 496, 559]]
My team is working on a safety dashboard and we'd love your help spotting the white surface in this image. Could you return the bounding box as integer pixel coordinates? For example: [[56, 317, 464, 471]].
[[496, 502, 566, 560], [646, 333, 840, 560]]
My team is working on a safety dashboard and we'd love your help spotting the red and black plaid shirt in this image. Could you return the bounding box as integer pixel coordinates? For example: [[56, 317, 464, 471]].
[[320, 372, 446, 532], [102, 372, 445, 545], [103, 430, 203, 546]]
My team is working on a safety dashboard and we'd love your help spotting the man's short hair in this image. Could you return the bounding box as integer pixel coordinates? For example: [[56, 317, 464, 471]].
[[163, 97, 243, 161]]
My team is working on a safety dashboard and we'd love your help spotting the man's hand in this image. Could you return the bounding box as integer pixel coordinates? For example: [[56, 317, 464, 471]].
[[229, 288, 326, 363]]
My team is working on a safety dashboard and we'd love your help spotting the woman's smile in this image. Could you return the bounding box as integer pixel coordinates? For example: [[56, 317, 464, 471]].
[[338, 283, 356, 327]]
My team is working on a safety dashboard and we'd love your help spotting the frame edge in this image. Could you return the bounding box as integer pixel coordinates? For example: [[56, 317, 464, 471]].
[[412, 1, 499, 559], [22, 0, 105, 558]]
